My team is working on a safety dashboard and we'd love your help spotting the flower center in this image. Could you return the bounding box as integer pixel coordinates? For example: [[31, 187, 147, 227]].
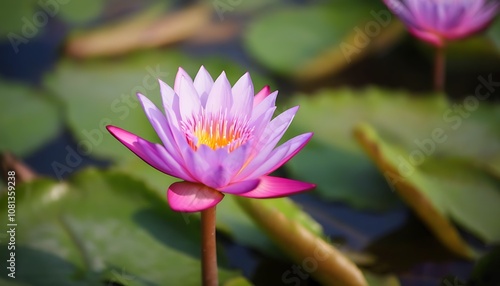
[[182, 111, 253, 152]]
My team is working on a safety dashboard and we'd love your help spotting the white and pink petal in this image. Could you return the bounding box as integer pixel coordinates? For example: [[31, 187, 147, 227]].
[[174, 67, 193, 95], [253, 85, 271, 107], [239, 132, 313, 180], [183, 144, 249, 189], [178, 76, 202, 121], [159, 79, 181, 125], [193, 66, 214, 106], [231, 72, 254, 116], [205, 72, 233, 113], [136, 93, 183, 162]]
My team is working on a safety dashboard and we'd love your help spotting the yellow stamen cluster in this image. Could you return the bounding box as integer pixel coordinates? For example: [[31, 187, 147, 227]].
[[183, 111, 252, 152]]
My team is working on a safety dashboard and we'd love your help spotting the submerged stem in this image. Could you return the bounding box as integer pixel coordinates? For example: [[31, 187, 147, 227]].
[[201, 206, 218, 286], [434, 45, 446, 93]]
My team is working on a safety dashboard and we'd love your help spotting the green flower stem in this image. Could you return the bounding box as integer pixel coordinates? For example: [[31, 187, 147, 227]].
[[434, 45, 446, 93], [201, 205, 218, 286]]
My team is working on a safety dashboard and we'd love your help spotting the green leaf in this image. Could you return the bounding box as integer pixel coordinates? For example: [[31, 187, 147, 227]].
[[286, 88, 444, 210], [289, 88, 449, 152], [0, 169, 241, 285], [355, 124, 500, 257], [286, 88, 500, 210], [244, 1, 401, 80], [43, 50, 273, 162], [0, 79, 61, 156]]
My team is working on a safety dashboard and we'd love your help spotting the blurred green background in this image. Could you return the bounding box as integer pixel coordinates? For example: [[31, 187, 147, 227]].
[[0, 0, 499, 285]]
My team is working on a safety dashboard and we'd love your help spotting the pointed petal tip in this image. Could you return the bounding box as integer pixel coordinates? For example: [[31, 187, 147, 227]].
[[295, 132, 314, 146], [136, 92, 147, 100], [290, 105, 300, 112], [304, 131, 314, 140], [242, 71, 251, 79], [106, 125, 120, 138], [106, 125, 128, 138], [255, 86, 271, 97]]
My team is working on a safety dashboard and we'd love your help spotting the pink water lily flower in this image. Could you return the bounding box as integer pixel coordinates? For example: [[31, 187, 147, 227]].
[[107, 67, 315, 212], [383, 0, 499, 46]]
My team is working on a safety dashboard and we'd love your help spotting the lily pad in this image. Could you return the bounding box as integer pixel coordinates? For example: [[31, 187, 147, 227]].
[[286, 88, 500, 211], [0, 79, 61, 156], [0, 168, 242, 285], [285, 88, 445, 210], [244, 1, 402, 80], [355, 124, 500, 258]]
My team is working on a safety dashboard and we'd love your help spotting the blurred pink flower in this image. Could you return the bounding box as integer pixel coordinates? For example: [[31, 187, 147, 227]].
[[383, 0, 499, 46], [107, 67, 315, 212]]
